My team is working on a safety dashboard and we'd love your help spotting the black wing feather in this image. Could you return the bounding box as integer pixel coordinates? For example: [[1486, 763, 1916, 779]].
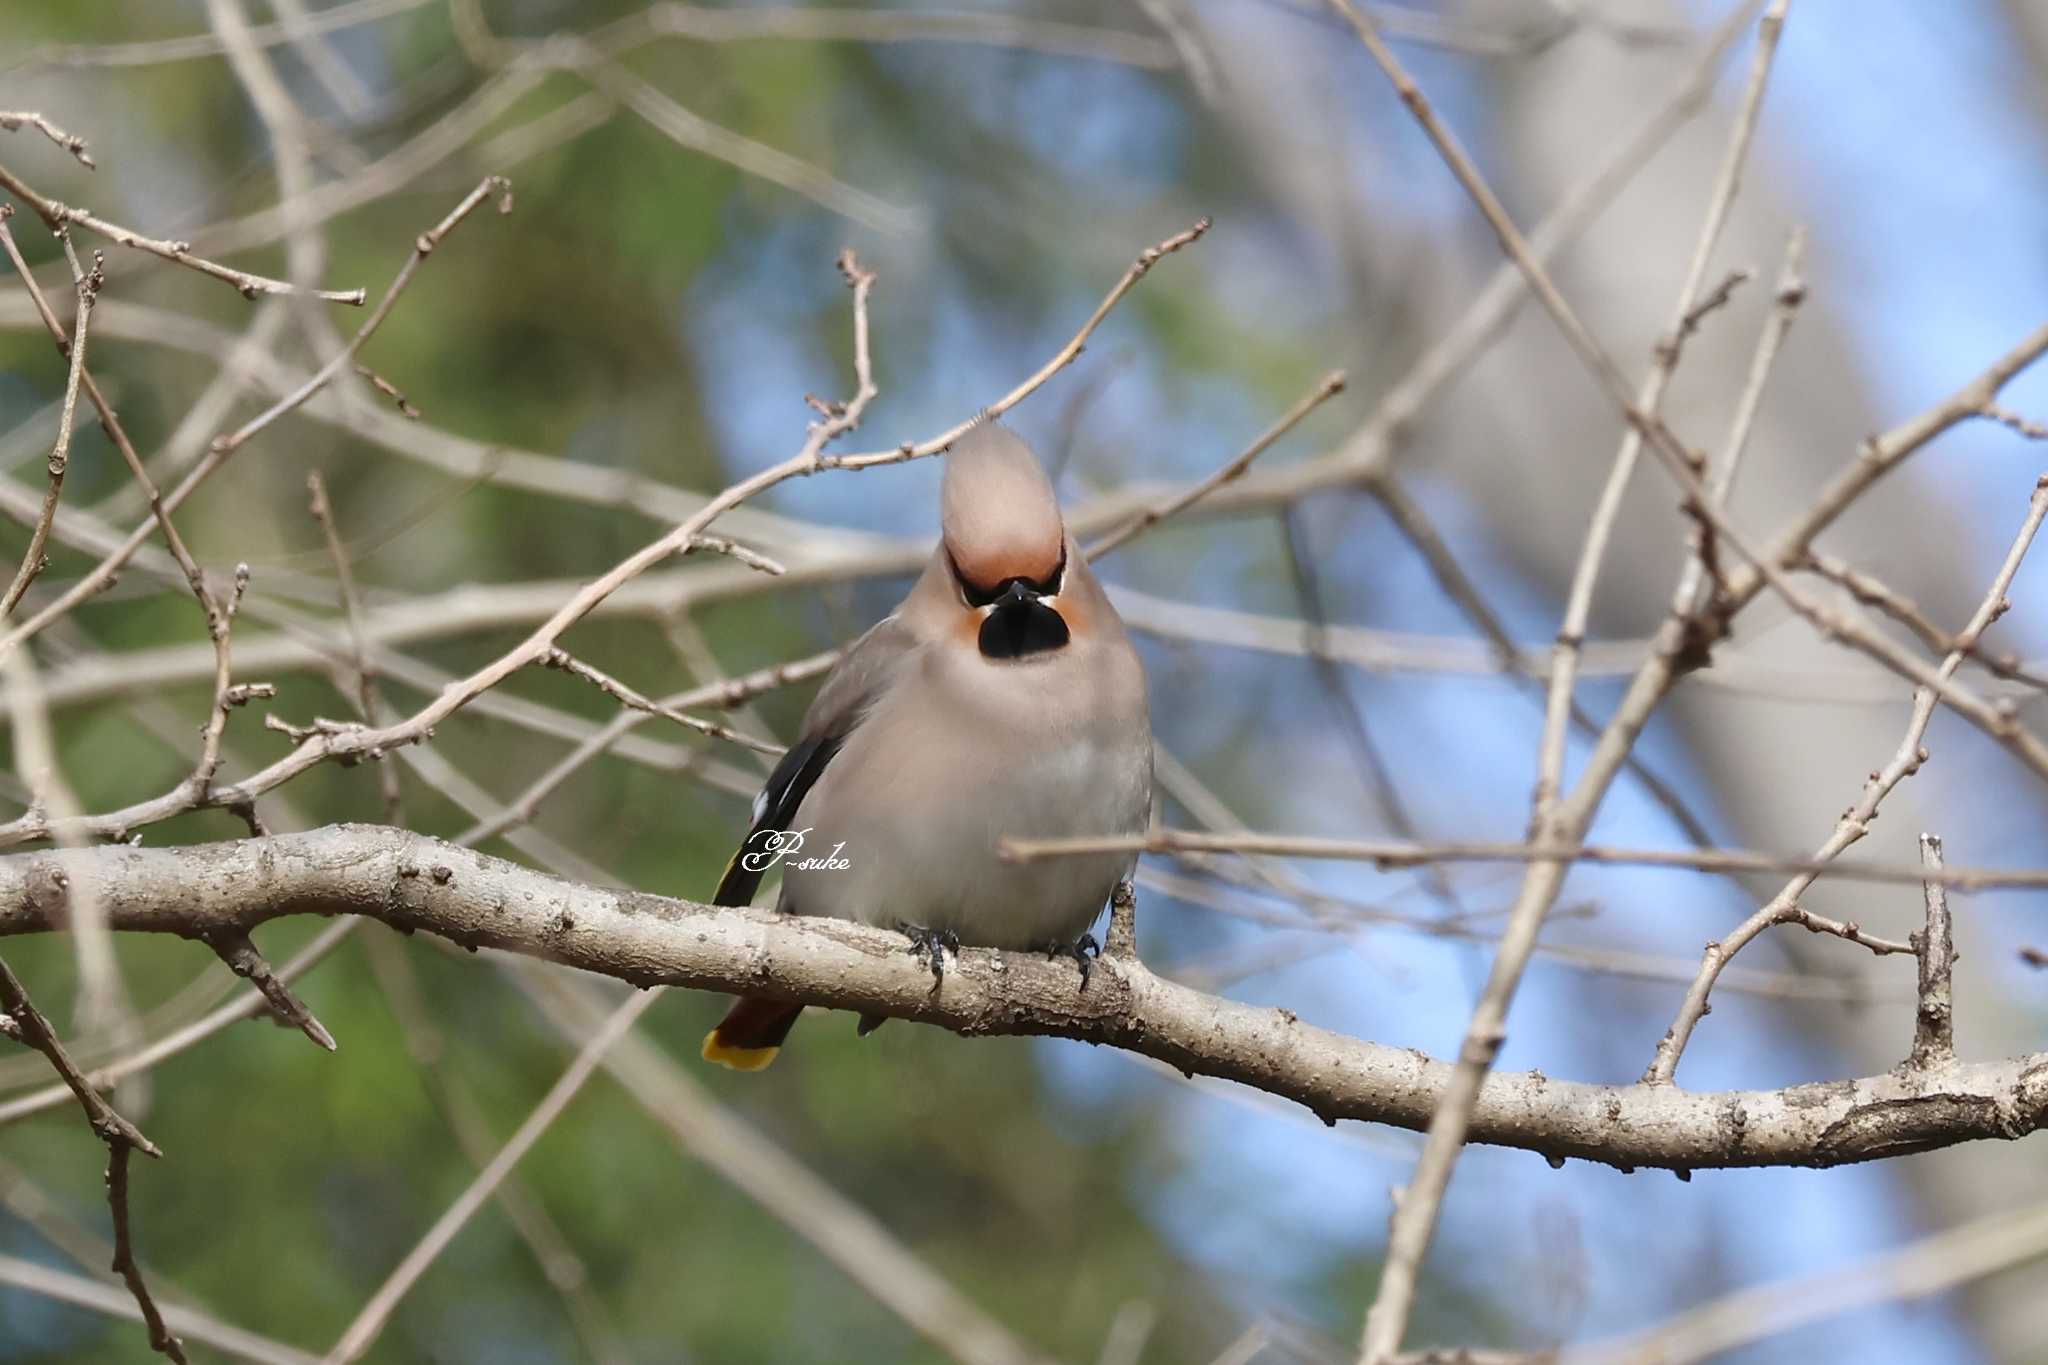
[[710, 612, 915, 907], [713, 733, 846, 906]]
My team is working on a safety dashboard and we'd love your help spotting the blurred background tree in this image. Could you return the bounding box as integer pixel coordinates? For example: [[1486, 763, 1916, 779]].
[[1, 1, 2046, 1362]]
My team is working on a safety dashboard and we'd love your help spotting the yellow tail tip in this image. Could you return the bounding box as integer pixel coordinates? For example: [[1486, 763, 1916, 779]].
[[701, 1030, 780, 1072]]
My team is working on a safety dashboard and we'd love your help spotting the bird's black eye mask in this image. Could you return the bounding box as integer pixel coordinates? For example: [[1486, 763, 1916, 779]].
[[949, 544, 1066, 608], [950, 547, 1071, 659]]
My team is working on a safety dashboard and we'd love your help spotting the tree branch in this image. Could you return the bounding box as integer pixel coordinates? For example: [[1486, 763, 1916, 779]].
[[0, 954, 185, 1363], [2, 826, 2042, 1174], [1909, 832, 1956, 1071], [0, 156, 362, 303]]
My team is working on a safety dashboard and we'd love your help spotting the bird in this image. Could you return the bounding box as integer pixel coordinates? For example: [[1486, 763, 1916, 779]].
[[700, 419, 1153, 1071]]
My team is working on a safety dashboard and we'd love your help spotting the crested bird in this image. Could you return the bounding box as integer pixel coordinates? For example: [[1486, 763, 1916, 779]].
[[701, 420, 1153, 1070]]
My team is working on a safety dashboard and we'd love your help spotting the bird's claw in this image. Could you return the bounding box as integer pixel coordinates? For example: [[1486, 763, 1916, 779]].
[[1045, 932, 1101, 991], [901, 924, 959, 991]]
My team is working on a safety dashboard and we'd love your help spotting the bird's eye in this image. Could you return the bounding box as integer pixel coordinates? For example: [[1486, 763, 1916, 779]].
[[949, 551, 1001, 607], [949, 547, 1064, 607], [1038, 546, 1066, 596]]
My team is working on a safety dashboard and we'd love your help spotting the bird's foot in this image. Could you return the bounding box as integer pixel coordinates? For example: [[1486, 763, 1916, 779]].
[[900, 924, 960, 992], [1044, 932, 1101, 991]]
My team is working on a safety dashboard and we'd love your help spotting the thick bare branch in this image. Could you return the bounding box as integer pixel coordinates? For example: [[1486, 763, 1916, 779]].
[[1, 827, 2043, 1174]]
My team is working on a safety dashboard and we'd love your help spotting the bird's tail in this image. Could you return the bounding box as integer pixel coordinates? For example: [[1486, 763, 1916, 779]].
[[701, 996, 805, 1072]]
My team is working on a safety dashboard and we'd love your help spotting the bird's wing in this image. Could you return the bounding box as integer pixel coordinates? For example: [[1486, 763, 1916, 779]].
[[712, 615, 919, 907]]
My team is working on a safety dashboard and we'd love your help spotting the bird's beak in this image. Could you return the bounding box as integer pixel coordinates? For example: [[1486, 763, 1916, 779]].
[[977, 579, 1070, 659]]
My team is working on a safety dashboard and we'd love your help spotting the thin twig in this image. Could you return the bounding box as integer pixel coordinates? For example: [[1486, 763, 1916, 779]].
[[0, 157, 362, 302], [320, 990, 659, 1364], [2, 645, 134, 1046], [1982, 403, 2048, 441], [0, 225, 1203, 847], [265, 0, 376, 116], [307, 472, 402, 821], [1799, 551, 2048, 693], [1672, 266, 1753, 340], [1323, 3, 1797, 1354], [1728, 317, 2048, 613], [586, 62, 915, 235], [0, 224, 251, 789], [192, 562, 258, 797], [1306, 0, 1769, 490], [1525, 0, 1789, 818], [189, 64, 541, 263], [1002, 824, 2043, 899], [0, 954, 184, 1363], [0, 1150, 133, 1297], [577, 3, 1176, 69], [4, 0, 428, 75], [1365, 470, 1728, 868], [681, 532, 786, 575], [360, 930, 627, 1363], [519, 963, 1061, 1365], [216, 175, 511, 458], [0, 231, 99, 617], [0, 958, 158, 1156], [0, 919, 358, 1127], [1086, 370, 1345, 558], [0, 111, 96, 168], [0, 176, 512, 667], [539, 648, 784, 754], [1565, 1198, 2048, 1365], [1643, 475, 2048, 1082], [1277, 505, 1469, 925], [0, 1252, 314, 1363], [1674, 224, 1808, 626], [1145, 855, 1886, 1003], [205, 930, 337, 1052], [106, 1146, 189, 1365], [456, 649, 839, 847]]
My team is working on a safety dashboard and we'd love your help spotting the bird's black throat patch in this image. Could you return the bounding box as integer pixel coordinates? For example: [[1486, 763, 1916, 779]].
[[979, 599, 1070, 659]]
